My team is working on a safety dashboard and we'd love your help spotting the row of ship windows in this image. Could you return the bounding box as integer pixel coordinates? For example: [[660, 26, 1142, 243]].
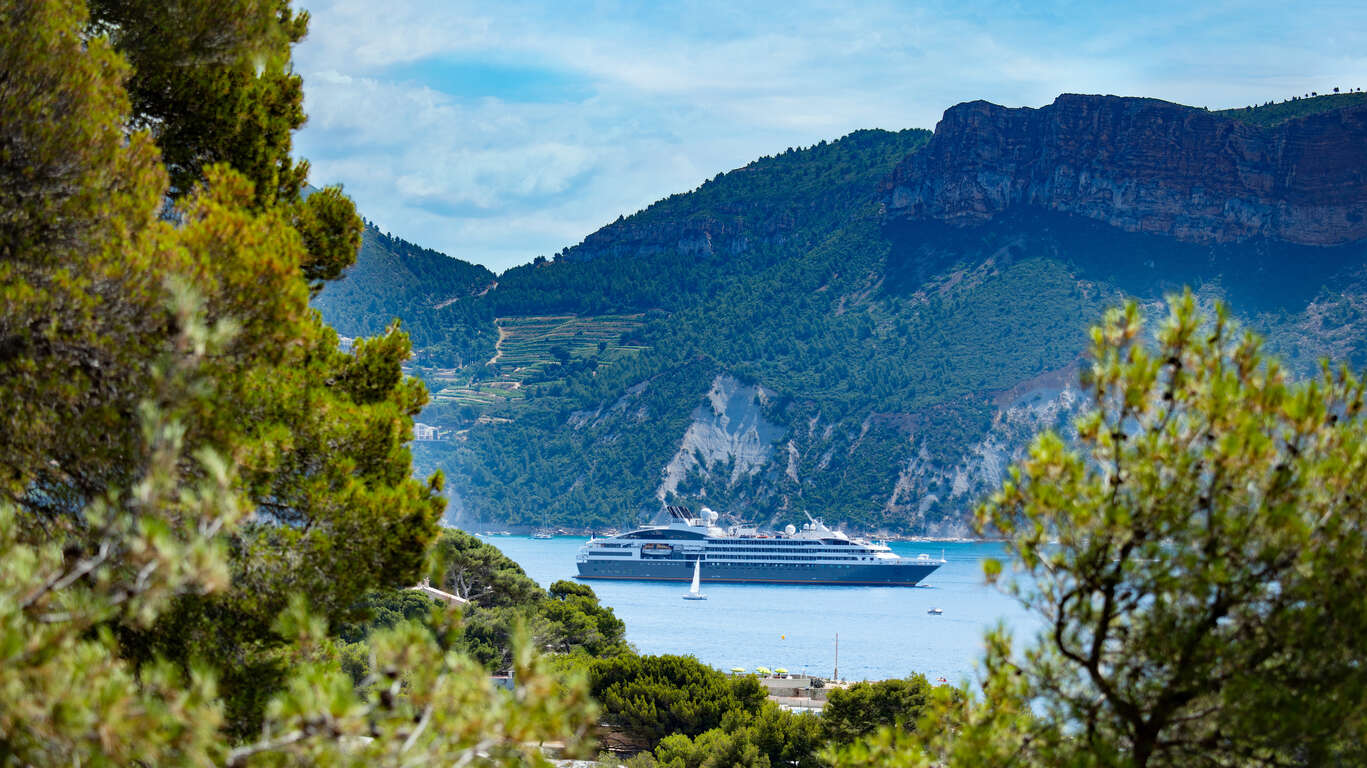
[[592, 553, 869, 562], [707, 554, 864, 561], [591, 563, 868, 570], [594, 545, 874, 554], [592, 541, 863, 550], [705, 543, 874, 549]]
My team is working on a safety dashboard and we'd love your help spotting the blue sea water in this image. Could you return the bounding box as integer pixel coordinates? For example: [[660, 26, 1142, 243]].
[[483, 537, 1041, 684]]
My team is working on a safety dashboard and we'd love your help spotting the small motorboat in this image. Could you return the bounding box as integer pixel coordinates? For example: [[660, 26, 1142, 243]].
[[927, 607, 944, 615]]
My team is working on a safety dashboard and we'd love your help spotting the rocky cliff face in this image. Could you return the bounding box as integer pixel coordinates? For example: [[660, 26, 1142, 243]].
[[656, 375, 786, 501], [401, 96, 1367, 536], [885, 94, 1367, 246]]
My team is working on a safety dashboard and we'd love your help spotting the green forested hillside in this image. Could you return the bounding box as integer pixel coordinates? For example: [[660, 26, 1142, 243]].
[[3, 0, 607, 761], [320, 113, 1367, 535], [486, 128, 933, 316], [312, 222, 498, 365], [1216, 91, 1367, 126], [15, 0, 1364, 756]]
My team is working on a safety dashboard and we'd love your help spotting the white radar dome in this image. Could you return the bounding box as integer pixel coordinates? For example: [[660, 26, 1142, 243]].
[[700, 508, 719, 523], [784, 524, 797, 535]]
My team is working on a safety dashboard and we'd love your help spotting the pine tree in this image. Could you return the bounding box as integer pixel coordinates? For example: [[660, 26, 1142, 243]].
[[0, 0, 595, 759], [833, 294, 1367, 767]]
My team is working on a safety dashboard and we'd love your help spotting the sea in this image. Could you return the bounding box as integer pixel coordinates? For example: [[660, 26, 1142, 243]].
[[483, 536, 1041, 684]]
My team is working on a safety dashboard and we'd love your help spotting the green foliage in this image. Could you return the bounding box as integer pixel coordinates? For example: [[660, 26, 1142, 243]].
[[334, 589, 444, 645], [0, 294, 240, 765], [822, 675, 934, 746], [0, 0, 165, 504], [447, 357, 718, 528], [294, 185, 364, 289], [233, 603, 598, 766], [463, 583, 627, 672], [312, 221, 497, 364], [0, 0, 595, 761], [0, 0, 159, 264], [833, 294, 1367, 767], [737, 702, 826, 768], [380, 125, 1114, 532], [418, 530, 628, 670], [580, 651, 823, 767], [655, 729, 771, 768], [604, 752, 663, 768], [0, 279, 597, 764], [0, 9, 446, 737], [1215, 92, 1367, 127], [327, 83, 1367, 535], [538, 579, 630, 657], [647, 701, 824, 768], [428, 528, 543, 607], [587, 654, 768, 744], [433, 241, 1102, 530], [115, 180, 443, 733], [828, 632, 1040, 768], [89, 0, 308, 203]]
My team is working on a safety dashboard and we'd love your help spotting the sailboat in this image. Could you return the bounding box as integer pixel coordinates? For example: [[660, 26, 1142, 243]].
[[682, 559, 707, 600]]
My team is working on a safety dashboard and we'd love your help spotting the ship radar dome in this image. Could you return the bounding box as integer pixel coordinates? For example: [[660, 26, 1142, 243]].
[[784, 524, 797, 535], [700, 508, 719, 524]]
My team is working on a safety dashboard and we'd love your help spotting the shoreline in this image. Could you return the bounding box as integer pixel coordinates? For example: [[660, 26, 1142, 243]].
[[456, 525, 1006, 544]]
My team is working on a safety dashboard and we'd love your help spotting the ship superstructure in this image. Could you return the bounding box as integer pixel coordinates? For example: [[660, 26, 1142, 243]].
[[576, 507, 942, 586]]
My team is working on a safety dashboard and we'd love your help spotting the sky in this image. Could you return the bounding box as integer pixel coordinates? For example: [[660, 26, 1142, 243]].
[[292, 0, 1367, 273]]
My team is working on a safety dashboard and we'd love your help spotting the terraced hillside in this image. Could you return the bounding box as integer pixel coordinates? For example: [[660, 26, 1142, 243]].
[[324, 94, 1367, 534], [489, 314, 646, 371], [419, 314, 647, 418]]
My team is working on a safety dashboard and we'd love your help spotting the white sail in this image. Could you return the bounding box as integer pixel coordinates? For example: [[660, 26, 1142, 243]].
[[683, 558, 706, 600]]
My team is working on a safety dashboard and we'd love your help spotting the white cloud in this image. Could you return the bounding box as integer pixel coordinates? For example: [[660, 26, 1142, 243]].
[[291, 0, 1367, 273]]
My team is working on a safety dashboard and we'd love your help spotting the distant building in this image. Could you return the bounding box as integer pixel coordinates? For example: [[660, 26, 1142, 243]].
[[413, 422, 440, 441], [337, 336, 355, 353]]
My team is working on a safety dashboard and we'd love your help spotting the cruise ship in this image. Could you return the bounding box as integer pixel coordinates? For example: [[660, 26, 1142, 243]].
[[576, 507, 942, 586]]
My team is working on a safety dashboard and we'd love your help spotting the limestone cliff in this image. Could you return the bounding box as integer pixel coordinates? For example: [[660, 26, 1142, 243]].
[[657, 375, 786, 501], [397, 97, 1367, 535], [885, 94, 1367, 246]]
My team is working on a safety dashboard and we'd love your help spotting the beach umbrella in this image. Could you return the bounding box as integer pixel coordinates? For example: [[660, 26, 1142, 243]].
[[730, 667, 745, 674], [775, 668, 788, 675], [755, 666, 772, 675]]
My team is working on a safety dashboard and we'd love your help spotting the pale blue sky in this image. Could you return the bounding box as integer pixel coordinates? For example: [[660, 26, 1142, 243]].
[[293, 0, 1367, 273]]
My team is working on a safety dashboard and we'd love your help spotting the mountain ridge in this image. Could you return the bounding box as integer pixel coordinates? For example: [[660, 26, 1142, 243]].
[[313, 221, 498, 365], [886, 93, 1367, 246], [315, 92, 1367, 535]]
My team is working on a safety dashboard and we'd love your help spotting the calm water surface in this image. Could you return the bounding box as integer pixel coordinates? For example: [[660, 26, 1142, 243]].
[[484, 537, 1040, 683]]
